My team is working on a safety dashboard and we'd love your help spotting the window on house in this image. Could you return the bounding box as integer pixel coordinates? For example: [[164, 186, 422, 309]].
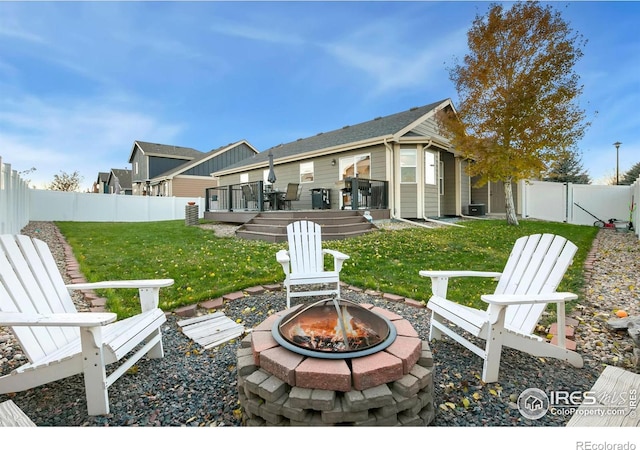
[[240, 173, 249, 183], [400, 148, 417, 183], [439, 160, 445, 195], [135, 162, 138, 175], [300, 162, 314, 183], [425, 151, 436, 185], [339, 154, 371, 180]]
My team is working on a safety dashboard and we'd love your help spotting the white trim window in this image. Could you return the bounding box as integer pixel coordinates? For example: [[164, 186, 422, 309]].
[[300, 162, 314, 183], [425, 151, 436, 185], [339, 154, 371, 180], [400, 148, 417, 183], [439, 160, 445, 195]]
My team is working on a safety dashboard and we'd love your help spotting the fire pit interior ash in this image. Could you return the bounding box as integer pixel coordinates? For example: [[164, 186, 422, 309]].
[[272, 297, 397, 359]]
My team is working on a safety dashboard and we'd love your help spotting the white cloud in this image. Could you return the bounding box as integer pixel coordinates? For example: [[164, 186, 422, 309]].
[[210, 21, 305, 46], [319, 24, 467, 97], [0, 95, 184, 190]]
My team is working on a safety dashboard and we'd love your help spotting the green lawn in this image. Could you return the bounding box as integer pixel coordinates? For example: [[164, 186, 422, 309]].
[[55, 219, 599, 319]]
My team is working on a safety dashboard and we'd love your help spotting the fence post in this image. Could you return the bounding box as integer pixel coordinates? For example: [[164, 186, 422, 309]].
[[0, 157, 30, 234]]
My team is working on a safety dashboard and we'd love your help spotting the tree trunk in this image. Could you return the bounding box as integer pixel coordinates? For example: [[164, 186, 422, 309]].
[[504, 178, 519, 226]]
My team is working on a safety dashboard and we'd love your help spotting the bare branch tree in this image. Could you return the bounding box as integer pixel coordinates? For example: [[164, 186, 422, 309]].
[[48, 170, 83, 192]]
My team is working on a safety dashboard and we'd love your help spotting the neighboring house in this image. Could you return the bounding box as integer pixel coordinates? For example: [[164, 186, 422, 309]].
[[128, 140, 258, 197], [107, 168, 132, 195], [93, 172, 109, 194], [213, 99, 488, 219]]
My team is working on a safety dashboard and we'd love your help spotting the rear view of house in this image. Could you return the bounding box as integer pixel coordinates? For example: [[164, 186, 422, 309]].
[[213, 99, 476, 220]]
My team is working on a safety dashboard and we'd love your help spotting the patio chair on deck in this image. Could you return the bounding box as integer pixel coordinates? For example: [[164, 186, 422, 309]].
[[419, 233, 583, 383], [280, 183, 301, 210], [0, 234, 174, 415], [241, 184, 258, 210], [276, 220, 350, 308]]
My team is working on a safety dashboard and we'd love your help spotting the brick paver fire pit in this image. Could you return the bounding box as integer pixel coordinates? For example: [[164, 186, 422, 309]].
[[236, 303, 435, 426]]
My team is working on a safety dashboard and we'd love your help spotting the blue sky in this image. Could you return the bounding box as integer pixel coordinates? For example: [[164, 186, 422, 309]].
[[1, 1, 638, 191]]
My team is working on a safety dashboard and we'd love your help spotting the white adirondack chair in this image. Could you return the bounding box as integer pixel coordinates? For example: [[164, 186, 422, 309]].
[[276, 220, 350, 308], [420, 233, 584, 383], [0, 234, 174, 416]]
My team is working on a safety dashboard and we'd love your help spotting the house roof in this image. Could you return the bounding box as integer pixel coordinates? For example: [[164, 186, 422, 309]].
[[108, 168, 132, 189], [96, 172, 109, 183], [128, 140, 203, 163], [214, 99, 453, 175], [152, 140, 259, 181]]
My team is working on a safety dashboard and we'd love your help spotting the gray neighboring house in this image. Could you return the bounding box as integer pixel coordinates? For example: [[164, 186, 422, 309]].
[[128, 140, 258, 197], [213, 99, 489, 219], [93, 172, 109, 194], [107, 168, 132, 195]]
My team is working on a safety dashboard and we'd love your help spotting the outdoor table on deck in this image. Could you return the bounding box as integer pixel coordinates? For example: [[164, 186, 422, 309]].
[[264, 190, 285, 210]]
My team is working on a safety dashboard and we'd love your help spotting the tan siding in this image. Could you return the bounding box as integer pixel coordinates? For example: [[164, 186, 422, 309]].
[[172, 177, 217, 198], [423, 183, 439, 217], [441, 152, 457, 215], [471, 175, 489, 204], [400, 184, 418, 218], [461, 160, 471, 210], [411, 117, 444, 139]]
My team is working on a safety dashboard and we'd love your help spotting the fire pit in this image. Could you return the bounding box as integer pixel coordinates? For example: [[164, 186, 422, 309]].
[[236, 299, 436, 426], [272, 297, 397, 358]]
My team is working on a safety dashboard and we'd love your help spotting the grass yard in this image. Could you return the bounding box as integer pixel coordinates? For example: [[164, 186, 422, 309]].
[[55, 219, 599, 319]]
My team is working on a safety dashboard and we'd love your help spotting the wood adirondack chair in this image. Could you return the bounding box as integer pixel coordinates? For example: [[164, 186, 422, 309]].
[[276, 220, 350, 308], [419, 233, 584, 383], [0, 234, 174, 416]]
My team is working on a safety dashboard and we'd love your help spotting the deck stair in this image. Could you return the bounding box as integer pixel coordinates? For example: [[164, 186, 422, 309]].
[[235, 210, 377, 242]]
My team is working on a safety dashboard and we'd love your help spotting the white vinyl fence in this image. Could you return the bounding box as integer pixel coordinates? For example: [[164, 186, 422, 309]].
[[522, 179, 639, 238], [0, 157, 30, 234], [29, 190, 204, 223], [1, 157, 204, 234]]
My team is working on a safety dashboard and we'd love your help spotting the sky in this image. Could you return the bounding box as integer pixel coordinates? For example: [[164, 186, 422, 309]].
[[0, 1, 638, 192]]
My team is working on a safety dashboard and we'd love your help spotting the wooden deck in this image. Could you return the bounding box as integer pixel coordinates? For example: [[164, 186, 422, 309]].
[[566, 365, 640, 426], [204, 209, 389, 242]]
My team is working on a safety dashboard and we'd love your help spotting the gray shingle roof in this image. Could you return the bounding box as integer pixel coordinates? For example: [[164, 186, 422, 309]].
[[132, 141, 203, 161], [218, 99, 448, 172], [110, 168, 132, 188]]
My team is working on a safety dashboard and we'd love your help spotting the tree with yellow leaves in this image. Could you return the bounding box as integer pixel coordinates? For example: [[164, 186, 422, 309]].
[[438, 1, 590, 225]]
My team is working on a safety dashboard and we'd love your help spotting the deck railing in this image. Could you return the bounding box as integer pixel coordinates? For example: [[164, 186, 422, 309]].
[[341, 177, 389, 210], [205, 178, 388, 212], [206, 181, 265, 212]]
